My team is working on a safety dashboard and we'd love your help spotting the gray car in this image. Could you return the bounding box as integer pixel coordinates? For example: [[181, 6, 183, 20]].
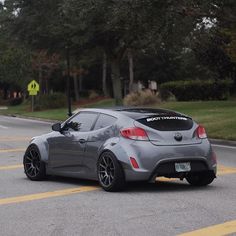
[[23, 108, 217, 191]]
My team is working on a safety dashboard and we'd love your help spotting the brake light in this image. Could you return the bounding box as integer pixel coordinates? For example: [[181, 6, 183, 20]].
[[120, 127, 148, 141], [196, 125, 207, 139]]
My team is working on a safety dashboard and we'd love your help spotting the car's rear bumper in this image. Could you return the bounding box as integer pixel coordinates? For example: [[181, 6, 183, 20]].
[[114, 139, 216, 182], [123, 157, 216, 182]]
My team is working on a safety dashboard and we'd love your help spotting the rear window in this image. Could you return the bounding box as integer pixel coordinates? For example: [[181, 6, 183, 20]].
[[137, 116, 193, 131]]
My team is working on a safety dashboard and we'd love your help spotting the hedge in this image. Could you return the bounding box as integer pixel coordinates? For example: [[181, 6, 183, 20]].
[[35, 92, 67, 110], [160, 79, 233, 101]]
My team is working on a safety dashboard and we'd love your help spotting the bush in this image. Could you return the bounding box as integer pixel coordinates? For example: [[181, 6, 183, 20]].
[[9, 97, 23, 106], [36, 93, 67, 110], [124, 89, 160, 106], [160, 79, 233, 101], [88, 90, 100, 99]]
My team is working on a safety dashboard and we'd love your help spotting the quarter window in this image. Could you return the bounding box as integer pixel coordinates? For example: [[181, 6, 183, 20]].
[[93, 114, 117, 130]]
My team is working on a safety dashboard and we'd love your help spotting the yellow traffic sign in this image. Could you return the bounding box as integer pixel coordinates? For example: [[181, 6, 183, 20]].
[[29, 90, 38, 96], [27, 80, 40, 94]]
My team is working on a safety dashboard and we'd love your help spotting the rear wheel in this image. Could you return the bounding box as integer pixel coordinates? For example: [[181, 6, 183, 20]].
[[97, 151, 125, 192], [23, 144, 46, 181], [186, 172, 215, 186]]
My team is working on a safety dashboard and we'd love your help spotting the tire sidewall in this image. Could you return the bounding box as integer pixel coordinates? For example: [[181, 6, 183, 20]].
[[23, 144, 46, 181], [97, 151, 125, 192]]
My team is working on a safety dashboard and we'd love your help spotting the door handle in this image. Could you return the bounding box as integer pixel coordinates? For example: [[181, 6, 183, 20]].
[[78, 139, 86, 144]]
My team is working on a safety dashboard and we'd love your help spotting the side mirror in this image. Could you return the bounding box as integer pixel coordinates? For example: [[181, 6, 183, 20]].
[[52, 123, 62, 132]]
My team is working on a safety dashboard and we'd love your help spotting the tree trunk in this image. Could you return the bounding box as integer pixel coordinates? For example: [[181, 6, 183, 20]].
[[102, 52, 108, 97], [111, 58, 123, 105], [127, 49, 134, 93], [79, 65, 83, 91], [39, 66, 43, 95], [73, 73, 79, 102]]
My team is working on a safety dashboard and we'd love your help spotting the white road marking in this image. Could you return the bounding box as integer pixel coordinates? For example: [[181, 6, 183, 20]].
[[212, 144, 236, 150], [0, 125, 8, 129]]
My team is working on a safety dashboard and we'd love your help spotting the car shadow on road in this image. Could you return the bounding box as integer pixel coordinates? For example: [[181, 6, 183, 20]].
[[46, 175, 99, 187], [44, 176, 217, 193], [125, 180, 217, 193]]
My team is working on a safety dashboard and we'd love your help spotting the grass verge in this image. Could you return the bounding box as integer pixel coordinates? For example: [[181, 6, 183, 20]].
[[0, 99, 235, 141]]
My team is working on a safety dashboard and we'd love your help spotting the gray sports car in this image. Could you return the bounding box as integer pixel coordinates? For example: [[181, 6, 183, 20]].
[[23, 108, 217, 191]]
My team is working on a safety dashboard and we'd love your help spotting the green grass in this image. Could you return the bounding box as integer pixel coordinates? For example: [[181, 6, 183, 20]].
[[1, 99, 236, 140], [158, 101, 236, 141]]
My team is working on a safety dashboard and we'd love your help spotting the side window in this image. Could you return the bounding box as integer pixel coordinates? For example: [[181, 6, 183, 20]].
[[67, 112, 98, 132], [93, 114, 117, 130]]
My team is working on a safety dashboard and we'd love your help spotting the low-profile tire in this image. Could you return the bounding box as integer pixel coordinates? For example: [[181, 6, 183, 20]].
[[186, 172, 215, 186], [23, 144, 46, 181], [97, 151, 126, 192]]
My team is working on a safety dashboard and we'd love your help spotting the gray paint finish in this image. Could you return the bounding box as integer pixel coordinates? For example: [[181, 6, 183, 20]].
[[28, 108, 216, 182]]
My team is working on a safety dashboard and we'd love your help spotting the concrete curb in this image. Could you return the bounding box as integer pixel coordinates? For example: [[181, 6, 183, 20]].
[[210, 139, 236, 147], [3, 114, 61, 124]]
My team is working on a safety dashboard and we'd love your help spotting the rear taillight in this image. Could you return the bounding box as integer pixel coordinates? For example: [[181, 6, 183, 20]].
[[196, 125, 207, 139], [120, 127, 149, 141]]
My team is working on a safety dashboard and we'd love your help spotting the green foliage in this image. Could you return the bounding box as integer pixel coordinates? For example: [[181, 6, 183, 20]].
[[36, 93, 67, 110], [160, 79, 233, 101]]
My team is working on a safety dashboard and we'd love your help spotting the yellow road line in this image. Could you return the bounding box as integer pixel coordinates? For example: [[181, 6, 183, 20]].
[[0, 186, 99, 206], [0, 148, 25, 153], [217, 165, 236, 175], [0, 164, 22, 170], [178, 220, 236, 236]]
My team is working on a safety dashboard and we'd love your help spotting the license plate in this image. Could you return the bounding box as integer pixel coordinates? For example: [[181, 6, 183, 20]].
[[175, 162, 191, 172]]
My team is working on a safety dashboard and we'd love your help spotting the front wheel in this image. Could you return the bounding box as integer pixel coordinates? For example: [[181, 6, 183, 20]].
[[186, 172, 215, 186], [23, 144, 46, 181], [97, 151, 125, 192]]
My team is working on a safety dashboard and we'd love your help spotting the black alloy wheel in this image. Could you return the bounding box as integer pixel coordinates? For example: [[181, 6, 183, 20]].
[[97, 151, 125, 192], [23, 145, 46, 181]]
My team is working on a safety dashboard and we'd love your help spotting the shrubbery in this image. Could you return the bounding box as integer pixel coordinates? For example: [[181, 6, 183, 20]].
[[124, 89, 160, 106], [9, 97, 23, 106], [35, 92, 67, 110], [160, 79, 233, 101]]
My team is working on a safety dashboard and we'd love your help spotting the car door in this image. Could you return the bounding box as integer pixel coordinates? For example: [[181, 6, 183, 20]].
[[83, 113, 118, 179], [48, 112, 98, 175]]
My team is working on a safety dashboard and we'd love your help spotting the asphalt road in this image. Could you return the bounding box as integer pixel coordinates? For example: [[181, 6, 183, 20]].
[[0, 115, 236, 236]]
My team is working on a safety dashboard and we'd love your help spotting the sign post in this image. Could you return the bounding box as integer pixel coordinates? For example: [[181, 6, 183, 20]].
[[27, 80, 40, 112]]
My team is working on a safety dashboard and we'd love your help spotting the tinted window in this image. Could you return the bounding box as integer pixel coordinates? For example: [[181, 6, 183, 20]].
[[137, 115, 193, 131], [67, 112, 98, 132], [93, 114, 117, 130]]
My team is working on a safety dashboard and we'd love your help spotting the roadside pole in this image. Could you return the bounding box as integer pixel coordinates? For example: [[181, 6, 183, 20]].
[[31, 95, 34, 112]]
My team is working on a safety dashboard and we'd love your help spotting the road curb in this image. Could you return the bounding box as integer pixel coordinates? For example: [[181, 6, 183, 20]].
[[210, 139, 236, 147], [3, 114, 61, 124]]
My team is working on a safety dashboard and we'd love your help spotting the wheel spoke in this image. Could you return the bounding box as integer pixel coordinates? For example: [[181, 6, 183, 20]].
[[99, 163, 106, 169], [102, 156, 108, 166], [25, 156, 32, 162], [98, 154, 116, 187]]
